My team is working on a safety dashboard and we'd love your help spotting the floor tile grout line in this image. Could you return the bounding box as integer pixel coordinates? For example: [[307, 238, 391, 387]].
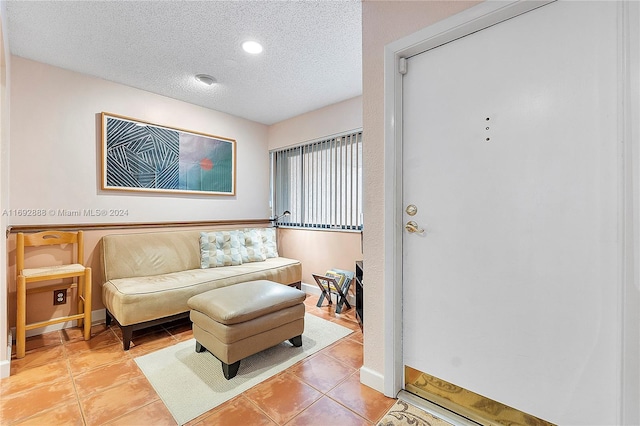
[[288, 366, 358, 395], [242, 393, 282, 426], [322, 345, 363, 370], [9, 307, 368, 426], [68, 364, 90, 426], [3, 346, 73, 403], [324, 390, 386, 425], [239, 369, 329, 426], [283, 357, 370, 424], [22, 328, 193, 420], [279, 392, 326, 426], [323, 369, 393, 425], [287, 374, 325, 426], [290, 351, 359, 394], [65, 342, 133, 378], [319, 393, 376, 426], [102, 397, 175, 426], [80, 375, 164, 426], [2, 359, 71, 397], [307, 391, 376, 426], [5, 399, 85, 426], [70, 362, 147, 402], [68, 330, 96, 426], [2, 343, 79, 426], [0, 386, 71, 415]]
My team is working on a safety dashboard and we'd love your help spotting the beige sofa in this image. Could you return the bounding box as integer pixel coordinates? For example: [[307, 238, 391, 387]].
[[100, 229, 302, 350]]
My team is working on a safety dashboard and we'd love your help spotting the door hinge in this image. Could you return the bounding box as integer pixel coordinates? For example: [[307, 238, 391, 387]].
[[399, 57, 408, 75]]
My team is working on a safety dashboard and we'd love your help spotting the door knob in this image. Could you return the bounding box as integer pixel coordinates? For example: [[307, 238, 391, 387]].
[[405, 221, 425, 234]]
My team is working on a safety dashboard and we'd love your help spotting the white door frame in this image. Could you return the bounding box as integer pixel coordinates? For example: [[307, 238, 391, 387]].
[[382, 1, 639, 424]]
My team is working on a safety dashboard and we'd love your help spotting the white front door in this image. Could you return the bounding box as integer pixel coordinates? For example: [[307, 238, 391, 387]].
[[402, 2, 621, 424]]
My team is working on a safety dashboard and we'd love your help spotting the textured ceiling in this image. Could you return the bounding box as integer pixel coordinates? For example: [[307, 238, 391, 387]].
[[6, 0, 362, 125]]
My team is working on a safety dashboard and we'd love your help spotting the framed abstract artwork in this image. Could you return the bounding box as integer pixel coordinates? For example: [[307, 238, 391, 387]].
[[101, 112, 236, 196]]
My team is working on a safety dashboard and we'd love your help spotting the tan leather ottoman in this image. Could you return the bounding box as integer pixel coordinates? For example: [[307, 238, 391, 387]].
[[187, 280, 306, 379]]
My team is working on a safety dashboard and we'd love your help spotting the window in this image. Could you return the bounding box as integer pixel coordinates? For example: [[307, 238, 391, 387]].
[[270, 130, 363, 230]]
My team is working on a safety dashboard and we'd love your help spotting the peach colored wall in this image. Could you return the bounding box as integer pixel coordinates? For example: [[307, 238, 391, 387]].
[[7, 67, 364, 336], [9, 57, 270, 226], [268, 95, 362, 151], [6, 56, 272, 342], [6, 223, 269, 331], [7, 59, 364, 341], [361, 0, 479, 388], [277, 228, 361, 297], [267, 96, 363, 299]]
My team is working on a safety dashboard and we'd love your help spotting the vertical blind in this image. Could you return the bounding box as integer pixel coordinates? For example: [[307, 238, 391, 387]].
[[271, 130, 363, 230]]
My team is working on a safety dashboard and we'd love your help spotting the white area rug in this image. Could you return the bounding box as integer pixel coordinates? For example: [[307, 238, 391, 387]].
[[135, 314, 353, 425]]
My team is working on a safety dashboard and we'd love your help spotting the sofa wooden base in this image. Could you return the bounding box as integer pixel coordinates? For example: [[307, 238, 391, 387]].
[[105, 310, 190, 350]]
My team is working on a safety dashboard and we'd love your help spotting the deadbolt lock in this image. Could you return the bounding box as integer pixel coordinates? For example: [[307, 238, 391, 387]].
[[406, 204, 418, 216]]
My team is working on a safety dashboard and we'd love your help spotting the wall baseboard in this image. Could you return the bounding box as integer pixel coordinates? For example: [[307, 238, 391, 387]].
[[9, 308, 107, 340], [301, 281, 318, 295], [8, 284, 349, 341], [2, 330, 12, 379], [3, 285, 360, 379], [4, 282, 356, 377], [0, 360, 10, 379], [301, 281, 356, 305], [6, 285, 358, 342], [5, 309, 108, 378], [360, 365, 386, 395]]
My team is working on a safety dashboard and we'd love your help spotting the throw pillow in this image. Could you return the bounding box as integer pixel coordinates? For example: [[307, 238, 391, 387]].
[[199, 231, 243, 268], [259, 227, 279, 258], [200, 232, 222, 268], [238, 229, 266, 263], [216, 230, 243, 266]]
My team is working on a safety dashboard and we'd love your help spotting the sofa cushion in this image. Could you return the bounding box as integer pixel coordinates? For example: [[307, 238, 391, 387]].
[[102, 257, 302, 326], [190, 304, 304, 344], [101, 231, 202, 280], [200, 231, 243, 268], [188, 280, 306, 325]]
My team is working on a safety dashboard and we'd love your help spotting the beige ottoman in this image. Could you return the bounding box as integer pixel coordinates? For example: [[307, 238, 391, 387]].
[[187, 280, 306, 379]]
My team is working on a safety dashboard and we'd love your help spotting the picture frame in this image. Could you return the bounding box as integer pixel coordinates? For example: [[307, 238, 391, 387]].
[[101, 112, 236, 196]]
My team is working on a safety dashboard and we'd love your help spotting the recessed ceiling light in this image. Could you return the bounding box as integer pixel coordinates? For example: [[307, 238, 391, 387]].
[[195, 74, 216, 86], [242, 41, 263, 54]]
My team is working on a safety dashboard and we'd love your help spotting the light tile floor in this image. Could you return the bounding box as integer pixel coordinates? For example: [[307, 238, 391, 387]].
[[1, 296, 396, 425]]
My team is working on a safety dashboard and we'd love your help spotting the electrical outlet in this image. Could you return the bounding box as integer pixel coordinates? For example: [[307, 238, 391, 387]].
[[53, 289, 67, 305]]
